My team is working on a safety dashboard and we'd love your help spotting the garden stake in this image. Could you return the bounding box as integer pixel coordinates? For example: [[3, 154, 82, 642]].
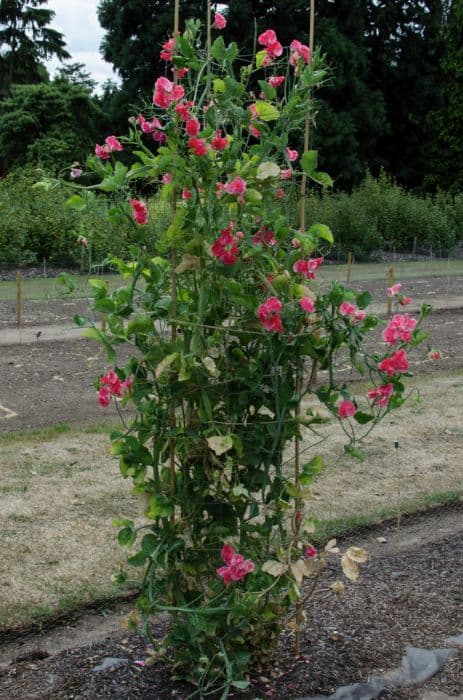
[[347, 251, 353, 282], [101, 279, 109, 332], [169, 0, 181, 519], [387, 266, 394, 317], [295, 0, 316, 658], [394, 440, 401, 549], [16, 270, 23, 328]]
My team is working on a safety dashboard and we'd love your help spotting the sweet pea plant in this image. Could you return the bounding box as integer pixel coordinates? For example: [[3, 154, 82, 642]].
[[67, 18, 430, 697]]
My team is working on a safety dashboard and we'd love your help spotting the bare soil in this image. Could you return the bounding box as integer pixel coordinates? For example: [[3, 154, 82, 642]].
[[0, 506, 462, 699]]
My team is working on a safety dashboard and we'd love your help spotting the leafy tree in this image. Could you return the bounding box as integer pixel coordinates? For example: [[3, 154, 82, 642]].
[[0, 79, 104, 173], [55, 62, 97, 93], [365, 0, 447, 188], [427, 0, 463, 191], [0, 0, 69, 94]]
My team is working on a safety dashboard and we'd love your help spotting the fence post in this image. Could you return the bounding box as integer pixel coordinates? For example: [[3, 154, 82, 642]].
[[16, 271, 23, 327], [387, 266, 394, 317], [347, 251, 353, 282]]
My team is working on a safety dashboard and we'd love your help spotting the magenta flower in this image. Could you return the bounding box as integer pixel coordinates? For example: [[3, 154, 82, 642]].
[[210, 129, 228, 151], [280, 168, 292, 180], [224, 176, 247, 196], [182, 189, 192, 200], [185, 118, 201, 136], [339, 301, 356, 317], [188, 137, 208, 156], [387, 283, 402, 297], [382, 313, 417, 345], [289, 40, 311, 66], [258, 29, 283, 65], [285, 147, 299, 162], [378, 348, 409, 376], [216, 544, 254, 585], [268, 75, 285, 88], [257, 296, 284, 333], [252, 226, 276, 246], [367, 383, 393, 408], [293, 257, 324, 280], [338, 400, 356, 419], [160, 36, 175, 61], [105, 135, 123, 152], [98, 370, 133, 407], [213, 12, 227, 30], [304, 546, 318, 558], [70, 167, 82, 179], [211, 228, 240, 265], [300, 297, 315, 313], [95, 143, 110, 160], [130, 198, 149, 225], [153, 76, 185, 108]]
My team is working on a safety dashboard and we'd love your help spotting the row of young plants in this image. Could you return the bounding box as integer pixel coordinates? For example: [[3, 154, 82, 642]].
[[52, 18, 430, 698]]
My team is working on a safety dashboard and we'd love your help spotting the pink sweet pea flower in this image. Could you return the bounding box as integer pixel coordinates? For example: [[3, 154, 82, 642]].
[[153, 76, 185, 108], [268, 75, 285, 88], [305, 546, 318, 558], [258, 29, 283, 64], [160, 36, 175, 61], [354, 309, 366, 322], [162, 173, 172, 184], [339, 301, 356, 317], [249, 124, 262, 138], [289, 39, 311, 66], [367, 383, 393, 408], [95, 143, 110, 160], [182, 188, 192, 200], [382, 313, 417, 345], [185, 118, 200, 136], [280, 169, 292, 180], [188, 137, 208, 156], [98, 387, 110, 407], [252, 226, 276, 246], [338, 400, 356, 419], [378, 348, 409, 376], [210, 129, 228, 151], [300, 297, 315, 313], [275, 188, 285, 200], [105, 135, 123, 152], [399, 296, 412, 306], [388, 283, 402, 297], [224, 176, 247, 196], [70, 167, 82, 179], [176, 67, 189, 78], [213, 12, 227, 29], [216, 544, 254, 585], [130, 198, 149, 225], [211, 228, 240, 265], [293, 257, 324, 280], [175, 100, 193, 121], [286, 147, 299, 162], [257, 296, 284, 333], [428, 349, 442, 360]]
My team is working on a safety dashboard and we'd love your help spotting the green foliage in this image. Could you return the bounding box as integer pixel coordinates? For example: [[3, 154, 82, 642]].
[[0, 80, 104, 173], [64, 21, 429, 695], [0, 0, 69, 94], [0, 168, 136, 265], [305, 171, 461, 260]]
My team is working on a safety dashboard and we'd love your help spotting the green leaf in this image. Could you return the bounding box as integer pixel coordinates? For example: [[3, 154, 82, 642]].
[[300, 455, 324, 485], [65, 194, 86, 211], [146, 493, 173, 519], [345, 446, 365, 461], [310, 171, 334, 187], [301, 150, 318, 174], [213, 78, 226, 93], [211, 36, 226, 62], [356, 291, 372, 309], [258, 80, 276, 101], [256, 50, 268, 69], [118, 526, 136, 547], [231, 681, 250, 690], [253, 101, 280, 122], [308, 223, 334, 244], [354, 411, 374, 425]]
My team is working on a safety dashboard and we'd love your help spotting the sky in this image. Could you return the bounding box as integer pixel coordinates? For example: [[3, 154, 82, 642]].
[[44, 0, 119, 91]]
